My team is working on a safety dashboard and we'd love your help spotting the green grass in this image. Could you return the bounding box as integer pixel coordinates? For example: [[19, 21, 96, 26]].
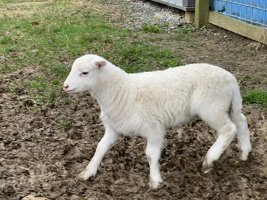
[[26, 79, 58, 105], [115, 42, 182, 72], [177, 24, 196, 34], [243, 90, 267, 107], [242, 75, 252, 81], [142, 23, 166, 33], [1, 0, 265, 108], [59, 115, 72, 130], [0, 0, 183, 107]]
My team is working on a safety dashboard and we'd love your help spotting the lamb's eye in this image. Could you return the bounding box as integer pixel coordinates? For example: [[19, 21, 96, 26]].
[[81, 72, 89, 75]]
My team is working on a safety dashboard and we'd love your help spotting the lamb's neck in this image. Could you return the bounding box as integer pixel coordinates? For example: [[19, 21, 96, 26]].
[[92, 68, 131, 111]]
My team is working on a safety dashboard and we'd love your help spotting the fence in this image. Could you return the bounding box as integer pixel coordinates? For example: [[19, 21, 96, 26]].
[[151, 0, 267, 44], [210, 0, 267, 27], [151, 0, 195, 11], [195, 0, 267, 44]]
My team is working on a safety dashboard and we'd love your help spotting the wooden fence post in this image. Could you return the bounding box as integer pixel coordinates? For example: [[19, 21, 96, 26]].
[[195, 0, 209, 29]]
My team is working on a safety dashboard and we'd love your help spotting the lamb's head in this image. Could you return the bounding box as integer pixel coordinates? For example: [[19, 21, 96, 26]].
[[63, 54, 107, 93]]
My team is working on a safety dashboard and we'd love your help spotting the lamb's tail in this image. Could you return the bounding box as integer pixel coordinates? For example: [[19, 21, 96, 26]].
[[230, 85, 252, 160]]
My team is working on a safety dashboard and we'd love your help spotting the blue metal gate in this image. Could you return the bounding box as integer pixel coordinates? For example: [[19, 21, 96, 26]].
[[210, 0, 267, 27]]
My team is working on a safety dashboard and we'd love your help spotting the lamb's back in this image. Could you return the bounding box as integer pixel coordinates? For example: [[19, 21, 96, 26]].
[[129, 63, 235, 98]]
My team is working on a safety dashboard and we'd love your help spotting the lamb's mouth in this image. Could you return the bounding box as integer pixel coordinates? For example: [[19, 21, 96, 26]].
[[65, 88, 76, 93]]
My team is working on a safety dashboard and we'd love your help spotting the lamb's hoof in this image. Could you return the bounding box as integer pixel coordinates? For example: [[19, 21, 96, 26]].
[[240, 153, 248, 161], [78, 170, 96, 181], [202, 159, 213, 174], [78, 171, 88, 181], [149, 178, 163, 189], [240, 149, 251, 161], [202, 166, 213, 174]]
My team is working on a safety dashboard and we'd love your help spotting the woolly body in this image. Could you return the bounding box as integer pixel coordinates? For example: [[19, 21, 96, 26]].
[[95, 64, 236, 137], [64, 54, 252, 188]]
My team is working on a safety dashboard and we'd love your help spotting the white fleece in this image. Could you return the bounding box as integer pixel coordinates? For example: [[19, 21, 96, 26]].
[[64, 54, 252, 188]]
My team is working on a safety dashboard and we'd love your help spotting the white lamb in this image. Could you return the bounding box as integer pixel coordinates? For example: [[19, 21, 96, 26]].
[[63, 54, 252, 188]]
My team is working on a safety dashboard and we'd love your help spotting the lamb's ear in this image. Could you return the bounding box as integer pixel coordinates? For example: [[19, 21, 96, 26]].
[[95, 61, 106, 69]]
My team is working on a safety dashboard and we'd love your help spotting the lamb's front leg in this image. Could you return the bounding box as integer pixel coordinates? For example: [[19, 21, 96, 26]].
[[79, 126, 119, 180], [145, 134, 164, 189]]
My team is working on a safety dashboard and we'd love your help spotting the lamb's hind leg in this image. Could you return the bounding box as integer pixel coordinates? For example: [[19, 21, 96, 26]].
[[201, 114, 237, 173], [231, 112, 252, 160], [145, 131, 164, 189]]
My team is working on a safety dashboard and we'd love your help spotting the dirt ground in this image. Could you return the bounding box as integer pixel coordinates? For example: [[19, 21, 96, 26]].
[[1, 1, 267, 200]]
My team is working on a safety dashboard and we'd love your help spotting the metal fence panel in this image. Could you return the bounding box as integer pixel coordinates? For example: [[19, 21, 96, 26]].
[[151, 0, 195, 11], [210, 0, 267, 27]]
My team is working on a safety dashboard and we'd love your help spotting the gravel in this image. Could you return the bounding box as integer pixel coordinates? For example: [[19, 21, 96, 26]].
[[111, 0, 185, 31]]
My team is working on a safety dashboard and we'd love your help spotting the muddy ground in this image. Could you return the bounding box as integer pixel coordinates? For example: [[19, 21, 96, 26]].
[[1, 0, 267, 200]]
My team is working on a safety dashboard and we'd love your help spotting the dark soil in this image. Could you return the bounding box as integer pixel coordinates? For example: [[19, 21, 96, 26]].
[[0, 1, 267, 200]]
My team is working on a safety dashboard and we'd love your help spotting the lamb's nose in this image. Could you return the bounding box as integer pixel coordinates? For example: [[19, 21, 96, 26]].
[[63, 84, 69, 90]]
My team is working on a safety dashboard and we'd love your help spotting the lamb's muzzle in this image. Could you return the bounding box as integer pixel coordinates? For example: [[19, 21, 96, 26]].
[[64, 54, 252, 189], [63, 84, 69, 90]]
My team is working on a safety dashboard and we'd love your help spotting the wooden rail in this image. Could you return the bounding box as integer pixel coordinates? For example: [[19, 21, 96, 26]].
[[194, 0, 267, 44], [209, 12, 267, 45]]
